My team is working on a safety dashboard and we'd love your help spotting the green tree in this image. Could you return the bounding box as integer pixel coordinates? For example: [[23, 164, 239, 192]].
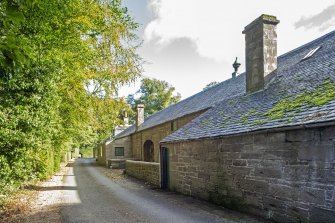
[[0, 0, 141, 197], [127, 78, 181, 118]]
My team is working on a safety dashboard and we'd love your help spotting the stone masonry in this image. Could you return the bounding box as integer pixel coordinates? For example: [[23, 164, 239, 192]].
[[130, 111, 205, 162], [243, 14, 279, 93], [125, 160, 160, 187], [163, 125, 335, 223], [96, 143, 106, 166], [106, 136, 132, 160]]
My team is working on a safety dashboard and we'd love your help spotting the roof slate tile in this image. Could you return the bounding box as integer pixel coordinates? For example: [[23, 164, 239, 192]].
[[162, 30, 335, 143]]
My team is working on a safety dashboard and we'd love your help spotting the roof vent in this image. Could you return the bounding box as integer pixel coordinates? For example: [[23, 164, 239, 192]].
[[301, 46, 322, 61]]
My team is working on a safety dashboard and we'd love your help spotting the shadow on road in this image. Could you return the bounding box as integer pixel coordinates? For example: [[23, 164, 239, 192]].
[[65, 163, 75, 167], [24, 185, 77, 191]]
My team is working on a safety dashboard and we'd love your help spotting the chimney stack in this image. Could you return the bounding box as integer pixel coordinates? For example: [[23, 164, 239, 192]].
[[136, 104, 144, 129], [243, 14, 280, 93], [124, 111, 129, 126]]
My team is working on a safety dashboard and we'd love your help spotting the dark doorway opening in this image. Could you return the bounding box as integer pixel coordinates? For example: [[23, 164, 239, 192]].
[[160, 147, 169, 189], [143, 140, 154, 162]]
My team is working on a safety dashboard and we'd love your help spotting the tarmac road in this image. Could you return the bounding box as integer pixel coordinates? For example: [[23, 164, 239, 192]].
[[60, 158, 268, 223]]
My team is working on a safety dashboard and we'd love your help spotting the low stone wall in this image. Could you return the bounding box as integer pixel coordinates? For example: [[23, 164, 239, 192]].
[[125, 160, 160, 187], [163, 126, 335, 223], [108, 158, 134, 169]]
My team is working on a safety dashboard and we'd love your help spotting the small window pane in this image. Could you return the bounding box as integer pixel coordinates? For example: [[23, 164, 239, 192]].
[[301, 46, 322, 61], [115, 147, 124, 156]]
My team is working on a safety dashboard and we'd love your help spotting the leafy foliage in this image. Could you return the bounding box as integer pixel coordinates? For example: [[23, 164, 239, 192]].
[[0, 0, 141, 198], [127, 78, 181, 118]]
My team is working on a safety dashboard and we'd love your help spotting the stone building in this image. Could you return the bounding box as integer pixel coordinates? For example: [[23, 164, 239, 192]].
[[104, 64, 247, 165], [95, 120, 131, 166], [160, 15, 335, 222], [104, 14, 335, 222]]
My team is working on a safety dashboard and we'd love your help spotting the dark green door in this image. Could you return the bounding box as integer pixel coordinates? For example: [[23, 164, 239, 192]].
[[160, 147, 169, 189]]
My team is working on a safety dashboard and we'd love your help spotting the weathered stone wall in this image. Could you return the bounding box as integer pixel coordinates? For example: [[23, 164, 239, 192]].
[[96, 144, 106, 166], [131, 132, 142, 160], [163, 126, 335, 223], [243, 15, 279, 93], [125, 160, 160, 187], [97, 136, 132, 167], [106, 136, 132, 160], [131, 111, 205, 162]]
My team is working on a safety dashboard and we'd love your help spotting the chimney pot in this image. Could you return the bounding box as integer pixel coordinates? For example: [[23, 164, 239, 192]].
[[243, 14, 280, 93]]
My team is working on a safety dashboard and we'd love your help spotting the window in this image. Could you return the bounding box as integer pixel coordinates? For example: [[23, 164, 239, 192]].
[[171, 120, 177, 131], [301, 46, 322, 61], [115, 147, 124, 156]]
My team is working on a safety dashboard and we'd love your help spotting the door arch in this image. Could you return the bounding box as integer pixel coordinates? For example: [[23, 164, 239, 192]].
[[143, 140, 154, 162]]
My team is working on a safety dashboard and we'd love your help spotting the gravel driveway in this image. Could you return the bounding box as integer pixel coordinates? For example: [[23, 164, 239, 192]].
[[14, 158, 269, 223]]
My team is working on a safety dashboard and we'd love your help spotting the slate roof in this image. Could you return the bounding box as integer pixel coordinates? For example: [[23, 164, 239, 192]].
[[115, 69, 246, 139], [162, 30, 335, 143]]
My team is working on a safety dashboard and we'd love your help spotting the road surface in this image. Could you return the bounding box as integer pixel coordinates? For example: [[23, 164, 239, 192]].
[[58, 158, 267, 223]]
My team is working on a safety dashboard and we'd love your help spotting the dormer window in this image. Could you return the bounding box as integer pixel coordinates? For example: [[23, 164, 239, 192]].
[[301, 46, 322, 61]]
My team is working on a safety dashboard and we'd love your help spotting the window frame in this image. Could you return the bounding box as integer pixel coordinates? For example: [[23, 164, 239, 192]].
[[115, 147, 125, 157], [300, 46, 322, 62]]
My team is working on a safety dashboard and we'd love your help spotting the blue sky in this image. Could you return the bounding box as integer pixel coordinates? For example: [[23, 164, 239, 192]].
[[120, 0, 335, 99], [122, 0, 151, 35]]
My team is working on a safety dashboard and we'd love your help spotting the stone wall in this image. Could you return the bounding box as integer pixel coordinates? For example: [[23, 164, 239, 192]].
[[125, 160, 160, 187], [96, 144, 106, 166], [131, 132, 142, 161], [97, 136, 132, 167], [106, 136, 132, 160], [163, 125, 335, 223], [131, 110, 205, 162]]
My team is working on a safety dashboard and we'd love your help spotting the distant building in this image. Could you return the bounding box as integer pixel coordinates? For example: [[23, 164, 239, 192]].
[[95, 115, 131, 167]]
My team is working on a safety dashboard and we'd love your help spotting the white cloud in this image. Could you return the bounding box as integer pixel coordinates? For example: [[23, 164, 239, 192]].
[[144, 0, 335, 64], [136, 0, 335, 99]]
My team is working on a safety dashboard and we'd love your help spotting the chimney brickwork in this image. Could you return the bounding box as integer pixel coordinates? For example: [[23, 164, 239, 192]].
[[136, 104, 144, 129], [243, 14, 280, 93]]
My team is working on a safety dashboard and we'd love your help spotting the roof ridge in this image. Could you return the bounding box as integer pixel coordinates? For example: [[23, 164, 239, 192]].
[[278, 29, 335, 59], [162, 30, 335, 143], [138, 73, 244, 122]]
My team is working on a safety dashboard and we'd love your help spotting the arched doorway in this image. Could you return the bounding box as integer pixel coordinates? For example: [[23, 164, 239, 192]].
[[143, 140, 154, 162]]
